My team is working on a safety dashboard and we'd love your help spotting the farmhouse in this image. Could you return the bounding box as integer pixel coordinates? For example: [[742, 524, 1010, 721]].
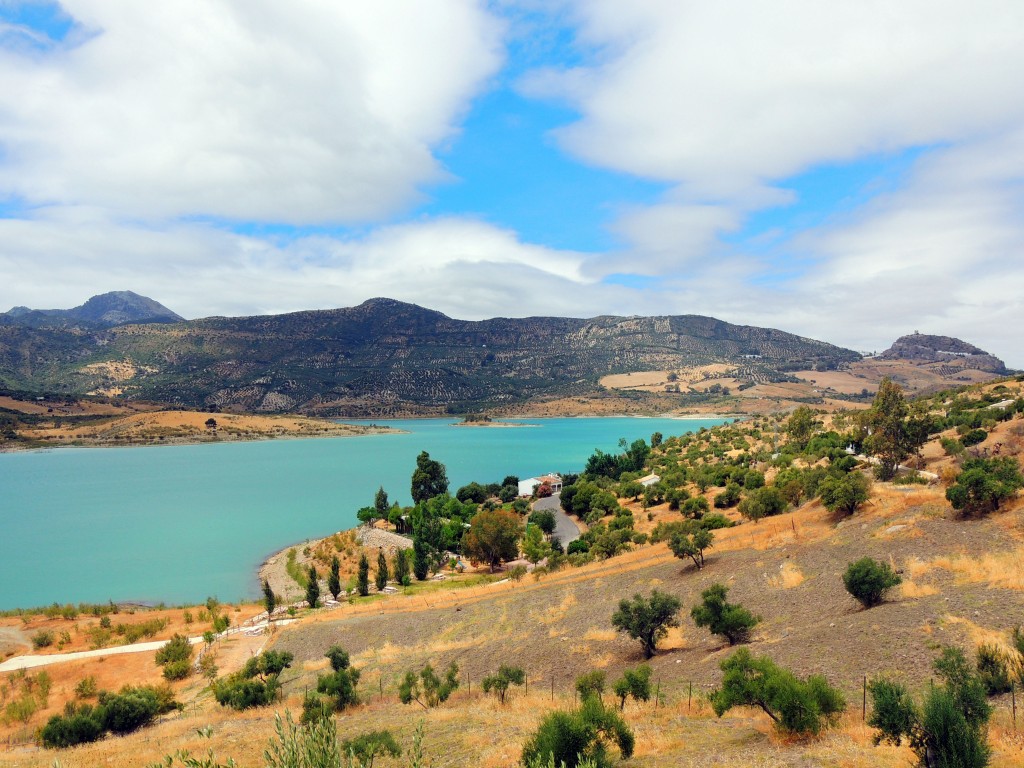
[[518, 473, 563, 497]]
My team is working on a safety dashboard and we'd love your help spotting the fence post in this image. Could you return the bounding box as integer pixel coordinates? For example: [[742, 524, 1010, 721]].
[[655, 679, 660, 710], [1013, 681, 1017, 731], [862, 676, 867, 721], [688, 681, 692, 712]]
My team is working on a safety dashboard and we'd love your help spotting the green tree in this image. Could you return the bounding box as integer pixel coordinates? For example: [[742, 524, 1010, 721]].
[[357, 553, 370, 597], [522, 524, 552, 565], [393, 548, 411, 586], [575, 670, 606, 700], [612, 664, 652, 710], [410, 451, 448, 504], [521, 696, 634, 768], [528, 509, 557, 534], [327, 555, 342, 601], [818, 471, 870, 516], [463, 509, 522, 572], [341, 730, 402, 768], [315, 646, 360, 712], [863, 378, 922, 480], [843, 557, 901, 608], [305, 565, 320, 609], [482, 665, 526, 704], [374, 486, 389, 517], [398, 662, 459, 709], [946, 456, 1024, 517], [669, 527, 713, 570], [261, 577, 276, 616], [412, 538, 430, 581], [785, 406, 820, 447], [710, 648, 845, 735], [611, 590, 682, 659], [154, 633, 193, 681], [691, 583, 760, 645], [738, 486, 786, 523], [375, 550, 389, 591], [869, 646, 992, 768]]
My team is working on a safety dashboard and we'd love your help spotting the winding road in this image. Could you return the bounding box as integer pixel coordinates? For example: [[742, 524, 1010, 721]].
[[533, 492, 580, 546]]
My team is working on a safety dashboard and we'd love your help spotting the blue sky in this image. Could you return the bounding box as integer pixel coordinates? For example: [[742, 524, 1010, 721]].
[[0, 1, 1022, 365]]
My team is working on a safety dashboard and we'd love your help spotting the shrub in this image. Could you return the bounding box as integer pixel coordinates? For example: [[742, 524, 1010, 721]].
[[75, 675, 98, 699], [575, 670, 606, 700], [691, 583, 760, 645], [713, 482, 742, 509], [482, 665, 526, 704], [155, 633, 193, 665], [31, 629, 55, 649], [399, 662, 459, 708], [99, 685, 178, 735], [668, 526, 713, 570], [316, 647, 360, 712], [341, 730, 402, 766], [737, 486, 786, 523], [710, 648, 845, 735], [162, 660, 192, 681], [612, 664, 652, 710], [40, 704, 104, 749], [818, 472, 870, 515], [843, 558, 901, 608], [946, 457, 1024, 517], [611, 590, 682, 659], [521, 696, 634, 768], [869, 646, 992, 768], [213, 650, 292, 710], [976, 644, 1013, 695]]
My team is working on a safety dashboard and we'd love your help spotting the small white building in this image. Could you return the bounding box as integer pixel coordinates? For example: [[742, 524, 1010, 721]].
[[518, 473, 563, 497], [638, 473, 661, 487]]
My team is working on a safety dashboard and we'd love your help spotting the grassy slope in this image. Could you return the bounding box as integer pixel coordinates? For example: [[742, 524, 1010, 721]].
[[2, 380, 1024, 767]]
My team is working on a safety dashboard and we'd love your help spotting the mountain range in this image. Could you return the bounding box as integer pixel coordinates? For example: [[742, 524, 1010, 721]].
[[0, 293, 1009, 416]]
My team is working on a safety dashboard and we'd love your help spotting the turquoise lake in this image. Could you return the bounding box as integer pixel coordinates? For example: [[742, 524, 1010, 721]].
[[0, 417, 724, 610]]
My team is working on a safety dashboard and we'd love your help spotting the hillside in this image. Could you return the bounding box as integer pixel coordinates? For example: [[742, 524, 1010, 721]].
[[2, 291, 183, 329], [2, 376, 1022, 767], [0, 296, 860, 415]]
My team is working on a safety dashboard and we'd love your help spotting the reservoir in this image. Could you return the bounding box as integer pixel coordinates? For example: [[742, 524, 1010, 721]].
[[0, 417, 724, 610]]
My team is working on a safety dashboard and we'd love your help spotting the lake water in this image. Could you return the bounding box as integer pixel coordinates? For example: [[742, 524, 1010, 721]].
[[0, 417, 723, 610]]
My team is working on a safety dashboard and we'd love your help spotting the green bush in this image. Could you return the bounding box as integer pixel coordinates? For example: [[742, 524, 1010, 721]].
[[521, 696, 634, 768], [976, 644, 1013, 695], [818, 471, 870, 515], [946, 457, 1024, 517], [612, 665, 652, 710], [212, 650, 292, 710], [40, 705, 104, 749], [710, 648, 845, 735], [575, 671, 606, 700], [691, 583, 760, 645], [842, 558, 901, 608], [611, 590, 681, 659], [482, 665, 525, 704], [398, 662, 459, 708], [162, 659, 192, 681], [31, 629, 55, 649], [316, 647, 360, 712], [869, 646, 992, 768]]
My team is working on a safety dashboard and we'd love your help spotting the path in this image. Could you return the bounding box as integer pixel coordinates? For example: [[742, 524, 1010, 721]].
[[0, 619, 295, 672], [533, 492, 580, 545]]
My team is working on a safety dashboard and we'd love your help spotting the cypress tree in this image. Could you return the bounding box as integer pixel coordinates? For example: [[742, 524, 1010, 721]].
[[327, 555, 342, 601], [375, 550, 389, 591], [305, 565, 320, 609], [413, 538, 430, 581], [357, 553, 370, 596], [261, 577, 276, 616]]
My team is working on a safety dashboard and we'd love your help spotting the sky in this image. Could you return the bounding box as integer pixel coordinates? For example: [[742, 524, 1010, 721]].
[[0, 1, 1022, 367]]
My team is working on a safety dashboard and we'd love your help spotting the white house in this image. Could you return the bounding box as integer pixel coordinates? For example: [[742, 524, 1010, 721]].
[[638, 473, 661, 487], [518, 473, 563, 497]]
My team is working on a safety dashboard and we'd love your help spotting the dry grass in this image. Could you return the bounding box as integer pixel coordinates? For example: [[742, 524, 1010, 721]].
[[767, 561, 805, 590], [907, 546, 1024, 590]]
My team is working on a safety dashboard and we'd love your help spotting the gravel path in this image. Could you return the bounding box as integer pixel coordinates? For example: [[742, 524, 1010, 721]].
[[0, 619, 295, 672]]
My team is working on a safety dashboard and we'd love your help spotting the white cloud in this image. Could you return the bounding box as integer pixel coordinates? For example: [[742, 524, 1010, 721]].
[[0, 214, 602, 321], [0, 0, 503, 223]]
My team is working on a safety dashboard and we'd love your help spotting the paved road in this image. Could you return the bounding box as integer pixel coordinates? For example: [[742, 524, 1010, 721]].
[[0, 619, 295, 672], [533, 492, 580, 546]]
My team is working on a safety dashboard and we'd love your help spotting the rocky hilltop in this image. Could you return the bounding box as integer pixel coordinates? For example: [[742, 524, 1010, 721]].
[[879, 333, 1007, 374], [0, 296, 859, 415], [2, 290, 182, 329]]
